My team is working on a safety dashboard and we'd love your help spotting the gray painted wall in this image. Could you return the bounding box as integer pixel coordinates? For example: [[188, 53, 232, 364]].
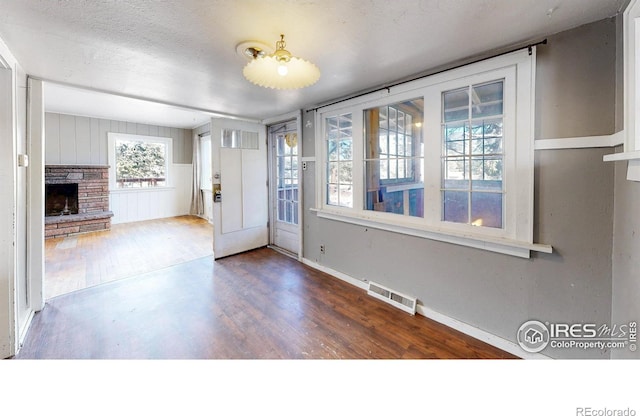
[[302, 17, 619, 359], [535, 18, 617, 139], [44, 112, 193, 165], [612, 152, 640, 359]]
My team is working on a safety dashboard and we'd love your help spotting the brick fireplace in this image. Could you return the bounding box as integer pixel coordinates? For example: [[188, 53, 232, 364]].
[[45, 165, 114, 239]]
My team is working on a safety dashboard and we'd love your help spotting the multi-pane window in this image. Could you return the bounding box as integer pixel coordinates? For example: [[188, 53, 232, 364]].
[[441, 80, 504, 228], [325, 113, 353, 208], [276, 131, 299, 224], [364, 99, 424, 217], [316, 49, 537, 257], [114, 137, 168, 188], [377, 105, 414, 182]]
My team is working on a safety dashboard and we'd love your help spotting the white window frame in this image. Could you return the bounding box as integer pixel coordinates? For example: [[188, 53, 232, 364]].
[[273, 130, 300, 225], [323, 111, 360, 209], [424, 67, 516, 239], [314, 49, 552, 258], [107, 132, 173, 191]]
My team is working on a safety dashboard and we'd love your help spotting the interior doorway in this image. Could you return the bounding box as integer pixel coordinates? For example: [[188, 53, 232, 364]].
[[38, 81, 216, 300], [267, 119, 300, 256]]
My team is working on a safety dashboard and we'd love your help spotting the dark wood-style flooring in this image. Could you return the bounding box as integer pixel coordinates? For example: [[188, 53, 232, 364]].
[[17, 247, 516, 359]]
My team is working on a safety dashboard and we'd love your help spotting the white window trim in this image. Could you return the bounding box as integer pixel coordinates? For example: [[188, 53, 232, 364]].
[[424, 66, 516, 239], [314, 49, 552, 258], [107, 132, 173, 191]]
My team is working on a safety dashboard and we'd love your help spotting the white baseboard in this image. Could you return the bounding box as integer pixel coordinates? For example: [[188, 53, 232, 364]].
[[300, 258, 368, 291], [300, 257, 551, 359], [415, 304, 551, 359], [16, 308, 36, 356]]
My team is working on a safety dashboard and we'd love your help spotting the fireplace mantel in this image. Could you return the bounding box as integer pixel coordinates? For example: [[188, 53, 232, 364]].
[[46, 164, 110, 169]]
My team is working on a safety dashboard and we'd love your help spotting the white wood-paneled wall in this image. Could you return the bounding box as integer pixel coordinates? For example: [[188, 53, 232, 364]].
[[45, 112, 193, 165], [110, 164, 192, 224], [45, 112, 195, 224]]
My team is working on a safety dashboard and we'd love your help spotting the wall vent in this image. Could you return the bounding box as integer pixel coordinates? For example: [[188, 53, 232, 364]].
[[367, 282, 417, 315]]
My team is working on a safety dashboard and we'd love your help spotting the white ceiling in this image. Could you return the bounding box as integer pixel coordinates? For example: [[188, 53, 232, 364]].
[[43, 82, 214, 129], [0, 0, 627, 129]]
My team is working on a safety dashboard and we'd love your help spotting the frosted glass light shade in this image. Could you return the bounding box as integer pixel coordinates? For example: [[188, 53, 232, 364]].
[[243, 55, 320, 90]]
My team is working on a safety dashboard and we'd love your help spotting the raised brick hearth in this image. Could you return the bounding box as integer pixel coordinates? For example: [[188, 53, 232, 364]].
[[45, 165, 114, 239]]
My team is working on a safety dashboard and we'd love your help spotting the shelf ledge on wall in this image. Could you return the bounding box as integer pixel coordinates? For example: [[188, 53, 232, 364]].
[[602, 150, 640, 162], [603, 150, 640, 182]]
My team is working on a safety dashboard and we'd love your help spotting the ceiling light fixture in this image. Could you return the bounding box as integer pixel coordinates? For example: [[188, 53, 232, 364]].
[[242, 34, 320, 90]]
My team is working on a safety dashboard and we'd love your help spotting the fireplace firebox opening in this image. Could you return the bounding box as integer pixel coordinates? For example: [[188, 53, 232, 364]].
[[45, 183, 79, 216]]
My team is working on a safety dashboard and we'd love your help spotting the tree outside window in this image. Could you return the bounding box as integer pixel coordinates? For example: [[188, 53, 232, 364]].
[[115, 139, 167, 188]]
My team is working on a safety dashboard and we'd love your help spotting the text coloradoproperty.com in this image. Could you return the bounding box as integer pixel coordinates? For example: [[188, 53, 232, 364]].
[[551, 340, 629, 350]]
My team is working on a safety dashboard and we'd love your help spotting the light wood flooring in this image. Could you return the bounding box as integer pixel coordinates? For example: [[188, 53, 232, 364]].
[[19, 245, 516, 359], [45, 215, 213, 299]]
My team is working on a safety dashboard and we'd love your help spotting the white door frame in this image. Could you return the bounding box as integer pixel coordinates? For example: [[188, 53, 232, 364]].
[[264, 110, 303, 260], [27, 77, 45, 312], [0, 63, 16, 358]]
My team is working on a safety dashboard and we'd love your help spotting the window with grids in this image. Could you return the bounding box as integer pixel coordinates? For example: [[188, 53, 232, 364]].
[[377, 105, 414, 182], [325, 113, 353, 208], [276, 132, 299, 224], [364, 99, 424, 217], [315, 49, 537, 257], [441, 80, 504, 229]]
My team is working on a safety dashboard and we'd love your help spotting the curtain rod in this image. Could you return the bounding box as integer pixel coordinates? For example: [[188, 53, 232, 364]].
[[306, 39, 547, 113]]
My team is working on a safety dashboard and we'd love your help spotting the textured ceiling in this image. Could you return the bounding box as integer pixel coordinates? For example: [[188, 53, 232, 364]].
[[0, 0, 626, 128]]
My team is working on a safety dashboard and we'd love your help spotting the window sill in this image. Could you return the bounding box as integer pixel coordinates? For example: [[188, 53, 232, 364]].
[[310, 208, 552, 259]]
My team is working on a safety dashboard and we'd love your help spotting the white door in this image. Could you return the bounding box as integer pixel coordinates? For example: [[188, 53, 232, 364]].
[[0, 67, 15, 358], [268, 120, 300, 255], [210, 117, 268, 259]]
